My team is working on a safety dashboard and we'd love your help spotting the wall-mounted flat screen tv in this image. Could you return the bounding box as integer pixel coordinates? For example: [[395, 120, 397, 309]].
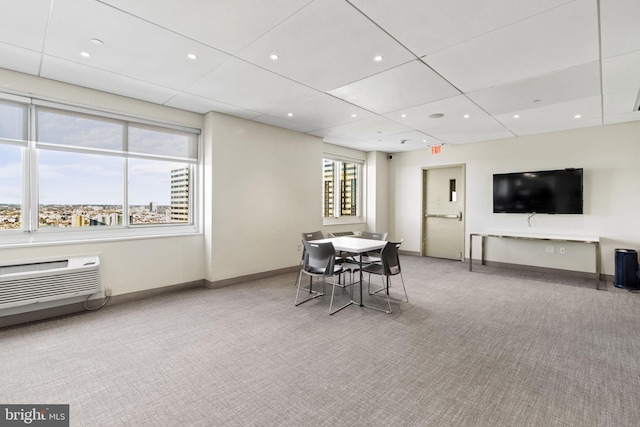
[[493, 168, 583, 214]]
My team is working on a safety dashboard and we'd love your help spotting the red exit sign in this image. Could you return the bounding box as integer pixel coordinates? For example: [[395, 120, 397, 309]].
[[431, 145, 442, 154]]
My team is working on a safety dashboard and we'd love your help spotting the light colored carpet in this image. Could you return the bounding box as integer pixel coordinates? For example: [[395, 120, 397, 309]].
[[1, 256, 639, 426]]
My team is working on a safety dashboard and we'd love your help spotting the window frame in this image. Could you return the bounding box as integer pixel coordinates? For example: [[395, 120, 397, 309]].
[[322, 156, 365, 226], [0, 95, 202, 247]]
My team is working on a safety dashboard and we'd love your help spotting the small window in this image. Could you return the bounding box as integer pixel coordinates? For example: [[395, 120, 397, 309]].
[[323, 158, 363, 222]]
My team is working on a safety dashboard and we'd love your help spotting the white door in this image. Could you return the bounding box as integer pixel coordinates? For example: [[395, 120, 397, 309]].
[[423, 166, 465, 260]]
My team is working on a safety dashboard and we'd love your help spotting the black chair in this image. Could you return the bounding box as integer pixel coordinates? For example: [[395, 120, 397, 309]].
[[359, 231, 387, 264], [296, 231, 325, 287], [356, 241, 408, 313], [295, 240, 350, 315], [360, 231, 387, 241]]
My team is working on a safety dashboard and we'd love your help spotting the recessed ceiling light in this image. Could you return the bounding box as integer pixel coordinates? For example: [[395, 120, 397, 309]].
[[513, 114, 520, 119], [270, 53, 279, 60], [400, 139, 407, 144], [90, 38, 104, 46], [351, 114, 357, 118], [401, 114, 407, 118], [187, 53, 197, 60], [423, 139, 427, 143], [463, 114, 470, 119], [429, 113, 444, 119], [287, 113, 293, 117], [373, 55, 383, 62], [80, 51, 91, 58], [532, 99, 542, 103], [574, 114, 582, 119]]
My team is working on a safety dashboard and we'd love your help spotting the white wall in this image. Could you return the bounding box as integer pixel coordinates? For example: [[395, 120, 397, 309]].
[[390, 122, 640, 276], [0, 69, 206, 297], [366, 151, 390, 234], [205, 112, 323, 282]]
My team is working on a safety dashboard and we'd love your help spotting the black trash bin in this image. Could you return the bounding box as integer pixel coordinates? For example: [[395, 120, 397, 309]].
[[614, 249, 639, 289]]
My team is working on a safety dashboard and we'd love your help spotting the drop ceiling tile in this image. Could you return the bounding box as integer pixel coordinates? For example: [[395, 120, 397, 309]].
[[0, 0, 51, 51], [600, 0, 640, 58], [424, 0, 599, 92], [99, 0, 313, 55], [265, 93, 375, 129], [363, 130, 433, 153], [603, 89, 640, 124], [236, 0, 414, 91], [185, 58, 319, 113], [350, 0, 573, 57], [602, 51, 640, 94], [41, 56, 180, 105], [385, 95, 513, 144], [326, 140, 384, 152], [252, 114, 316, 133], [495, 96, 602, 136], [469, 61, 601, 116], [308, 129, 364, 145], [45, 0, 230, 90], [328, 60, 460, 114], [318, 115, 413, 141], [165, 93, 261, 118], [0, 43, 42, 75]]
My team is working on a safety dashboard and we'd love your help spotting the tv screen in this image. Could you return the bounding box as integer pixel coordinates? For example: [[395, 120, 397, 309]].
[[493, 168, 583, 214]]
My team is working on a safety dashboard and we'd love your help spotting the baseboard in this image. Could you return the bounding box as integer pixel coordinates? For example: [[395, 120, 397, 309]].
[[2, 266, 302, 329], [399, 250, 421, 257], [205, 265, 299, 289], [468, 258, 613, 282], [0, 280, 205, 329]]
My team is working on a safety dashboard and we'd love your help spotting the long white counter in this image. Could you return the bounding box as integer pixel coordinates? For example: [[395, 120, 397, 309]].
[[469, 232, 601, 290]]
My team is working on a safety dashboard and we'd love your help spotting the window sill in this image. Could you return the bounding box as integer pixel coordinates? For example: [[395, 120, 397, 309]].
[[0, 225, 202, 249], [323, 217, 366, 226]]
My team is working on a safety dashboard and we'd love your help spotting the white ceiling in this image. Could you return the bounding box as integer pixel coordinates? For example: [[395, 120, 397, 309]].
[[1, 0, 639, 152]]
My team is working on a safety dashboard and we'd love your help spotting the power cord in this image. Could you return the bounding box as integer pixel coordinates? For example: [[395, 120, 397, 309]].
[[527, 213, 536, 227], [83, 292, 111, 311]]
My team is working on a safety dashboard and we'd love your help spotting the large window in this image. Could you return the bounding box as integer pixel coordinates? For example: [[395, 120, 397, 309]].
[[323, 158, 363, 222], [0, 101, 27, 231], [0, 97, 200, 242]]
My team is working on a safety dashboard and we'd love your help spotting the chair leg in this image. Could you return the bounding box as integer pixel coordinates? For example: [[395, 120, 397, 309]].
[[370, 273, 408, 303], [329, 275, 353, 315], [295, 271, 324, 307]]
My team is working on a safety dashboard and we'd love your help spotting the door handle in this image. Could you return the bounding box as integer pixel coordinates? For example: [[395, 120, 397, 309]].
[[425, 212, 462, 221]]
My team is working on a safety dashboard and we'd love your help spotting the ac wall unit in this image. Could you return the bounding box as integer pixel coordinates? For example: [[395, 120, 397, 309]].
[[0, 255, 101, 311]]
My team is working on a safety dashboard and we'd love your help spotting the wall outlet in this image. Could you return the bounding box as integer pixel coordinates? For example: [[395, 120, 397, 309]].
[[559, 247, 566, 255], [297, 243, 302, 251], [105, 288, 112, 297]]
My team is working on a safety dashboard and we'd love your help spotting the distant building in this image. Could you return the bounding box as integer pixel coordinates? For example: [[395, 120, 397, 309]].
[[170, 167, 189, 222]]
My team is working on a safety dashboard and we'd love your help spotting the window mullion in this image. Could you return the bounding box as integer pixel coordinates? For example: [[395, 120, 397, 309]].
[[26, 104, 37, 232], [334, 161, 341, 219]]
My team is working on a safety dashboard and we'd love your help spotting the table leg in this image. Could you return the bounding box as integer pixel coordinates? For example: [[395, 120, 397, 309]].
[[595, 241, 601, 290], [359, 252, 364, 306], [469, 234, 474, 271]]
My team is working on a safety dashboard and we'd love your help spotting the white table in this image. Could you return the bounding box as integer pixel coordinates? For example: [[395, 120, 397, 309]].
[[311, 236, 388, 313], [469, 232, 601, 289]]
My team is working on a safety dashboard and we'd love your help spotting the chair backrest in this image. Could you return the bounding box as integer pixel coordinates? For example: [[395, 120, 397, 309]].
[[302, 240, 337, 276], [380, 241, 402, 276], [301, 231, 324, 241], [360, 231, 388, 240], [328, 231, 355, 237]]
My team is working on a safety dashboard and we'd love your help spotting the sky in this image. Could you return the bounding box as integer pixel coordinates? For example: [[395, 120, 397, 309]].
[[0, 145, 186, 206], [1, 106, 194, 206]]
